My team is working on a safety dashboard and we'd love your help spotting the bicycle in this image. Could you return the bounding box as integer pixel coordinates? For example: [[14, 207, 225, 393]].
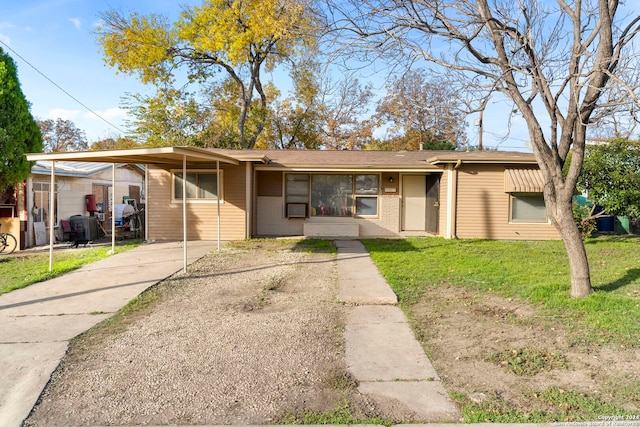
[[0, 224, 17, 255]]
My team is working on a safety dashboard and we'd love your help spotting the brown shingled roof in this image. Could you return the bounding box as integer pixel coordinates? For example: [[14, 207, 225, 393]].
[[212, 149, 537, 169]]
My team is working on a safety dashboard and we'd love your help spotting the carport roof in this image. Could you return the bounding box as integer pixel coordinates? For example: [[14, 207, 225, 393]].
[[26, 146, 240, 166]]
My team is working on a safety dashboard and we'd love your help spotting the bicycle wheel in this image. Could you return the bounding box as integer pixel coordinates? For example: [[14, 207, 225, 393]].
[[0, 233, 17, 254]]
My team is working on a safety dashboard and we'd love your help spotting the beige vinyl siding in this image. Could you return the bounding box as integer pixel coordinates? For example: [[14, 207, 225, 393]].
[[437, 170, 449, 237], [454, 164, 560, 240], [147, 164, 247, 241]]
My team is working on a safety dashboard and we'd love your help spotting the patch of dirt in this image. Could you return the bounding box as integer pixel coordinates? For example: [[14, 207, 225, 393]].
[[24, 240, 412, 426], [408, 285, 640, 417]]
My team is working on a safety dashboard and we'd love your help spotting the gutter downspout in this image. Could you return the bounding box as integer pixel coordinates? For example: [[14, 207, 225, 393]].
[[445, 160, 461, 239], [245, 162, 251, 239], [217, 160, 221, 251], [144, 165, 148, 242]]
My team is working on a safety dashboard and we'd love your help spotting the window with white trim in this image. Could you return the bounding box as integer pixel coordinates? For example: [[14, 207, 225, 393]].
[[510, 193, 547, 222], [173, 170, 221, 201]]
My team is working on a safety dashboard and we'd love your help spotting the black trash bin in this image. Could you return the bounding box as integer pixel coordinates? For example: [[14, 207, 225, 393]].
[[69, 215, 98, 245]]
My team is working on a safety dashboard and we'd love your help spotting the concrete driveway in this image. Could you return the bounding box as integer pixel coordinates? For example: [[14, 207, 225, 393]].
[[0, 240, 214, 427]]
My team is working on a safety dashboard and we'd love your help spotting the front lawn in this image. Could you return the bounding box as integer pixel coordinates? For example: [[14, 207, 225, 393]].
[[363, 236, 640, 422]]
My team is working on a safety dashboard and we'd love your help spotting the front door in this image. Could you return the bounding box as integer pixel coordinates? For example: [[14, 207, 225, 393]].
[[426, 175, 440, 234], [402, 175, 426, 231]]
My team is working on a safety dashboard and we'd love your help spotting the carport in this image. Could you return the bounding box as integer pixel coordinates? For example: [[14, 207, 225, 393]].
[[26, 147, 240, 272]]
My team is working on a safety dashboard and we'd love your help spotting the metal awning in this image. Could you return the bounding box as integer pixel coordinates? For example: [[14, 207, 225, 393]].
[[26, 147, 240, 273], [26, 146, 239, 166], [504, 168, 545, 193]]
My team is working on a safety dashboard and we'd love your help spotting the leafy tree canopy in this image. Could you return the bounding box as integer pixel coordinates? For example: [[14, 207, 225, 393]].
[[98, 0, 320, 149], [89, 136, 139, 151], [578, 138, 640, 218], [0, 47, 43, 190]]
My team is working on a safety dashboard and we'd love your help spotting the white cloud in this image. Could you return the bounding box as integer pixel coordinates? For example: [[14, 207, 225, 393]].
[[47, 108, 81, 120], [69, 18, 81, 30], [0, 32, 10, 46], [83, 107, 128, 122]]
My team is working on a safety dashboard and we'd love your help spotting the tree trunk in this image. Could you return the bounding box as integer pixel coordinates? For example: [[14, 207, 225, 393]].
[[553, 199, 594, 298]]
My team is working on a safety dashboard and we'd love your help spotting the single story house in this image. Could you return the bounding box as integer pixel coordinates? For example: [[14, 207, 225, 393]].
[[27, 147, 560, 243]]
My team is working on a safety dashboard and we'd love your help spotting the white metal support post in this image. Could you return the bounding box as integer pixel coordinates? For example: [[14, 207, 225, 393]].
[[111, 163, 116, 254], [48, 161, 55, 272], [183, 155, 187, 272]]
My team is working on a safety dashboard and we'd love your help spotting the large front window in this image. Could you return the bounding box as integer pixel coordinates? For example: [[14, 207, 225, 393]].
[[312, 175, 353, 216], [285, 174, 379, 218]]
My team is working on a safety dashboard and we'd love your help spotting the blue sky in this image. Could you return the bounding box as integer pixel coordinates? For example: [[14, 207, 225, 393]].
[[1, 0, 202, 142], [1, 0, 532, 151]]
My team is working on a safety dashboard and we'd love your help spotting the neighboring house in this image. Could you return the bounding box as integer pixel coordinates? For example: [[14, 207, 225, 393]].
[[0, 185, 24, 250], [25, 148, 560, 244], [26, 161, 145, 247]]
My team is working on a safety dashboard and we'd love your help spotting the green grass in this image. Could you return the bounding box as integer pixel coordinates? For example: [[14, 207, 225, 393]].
[[0, 242, 141, 295], [452, 387, 640, 423], [485, 347, 569, 376], [278, 400, 393, 425], [362, 236, 640, 345], [363, 236, 640, 422]]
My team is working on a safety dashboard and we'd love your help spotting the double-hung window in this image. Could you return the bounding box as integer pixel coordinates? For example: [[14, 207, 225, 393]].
[[354, 175, 379, 216], [173, 170, 221, 201]]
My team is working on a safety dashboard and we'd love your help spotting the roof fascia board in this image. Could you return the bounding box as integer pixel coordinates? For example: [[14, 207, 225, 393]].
[[30, 162, 141, 177], [429, 159, 538, 165], [254, 166, 442, 172]]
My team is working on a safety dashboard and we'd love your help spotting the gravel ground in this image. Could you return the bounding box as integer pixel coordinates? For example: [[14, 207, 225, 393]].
[[24, 240, 397, 426]]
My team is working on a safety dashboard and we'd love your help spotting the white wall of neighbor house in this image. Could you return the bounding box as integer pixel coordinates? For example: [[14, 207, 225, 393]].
[[30, 167, 143, 224], [56, 180, 138, 220]]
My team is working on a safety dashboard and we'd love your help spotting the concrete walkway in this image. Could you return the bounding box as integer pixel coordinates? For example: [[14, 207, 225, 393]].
[[0, 240, 215, 427], [336, 240, 459, 422]]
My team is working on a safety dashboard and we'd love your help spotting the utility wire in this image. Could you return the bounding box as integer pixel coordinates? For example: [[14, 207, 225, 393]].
[[0, 39, 127, 135]]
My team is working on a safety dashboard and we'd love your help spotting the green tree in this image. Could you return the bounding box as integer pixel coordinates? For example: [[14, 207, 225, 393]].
[[0, 47, 43, 190], [260, 62, 322, 149], [89, 135, 140, 151], [123, 88, 215, 147], [38, 118, 88, 152], [98, 0, 319, 149], [329, 0, 640, 297], [579, 138, 640, 218], [374, 69, 466, 150]]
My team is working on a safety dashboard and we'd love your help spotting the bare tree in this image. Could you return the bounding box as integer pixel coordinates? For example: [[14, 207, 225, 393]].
[[38, 118, 88, 153], [327, 0, 640, 297], [375, 69, 468, 150], [318, 73, 375, 150]]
